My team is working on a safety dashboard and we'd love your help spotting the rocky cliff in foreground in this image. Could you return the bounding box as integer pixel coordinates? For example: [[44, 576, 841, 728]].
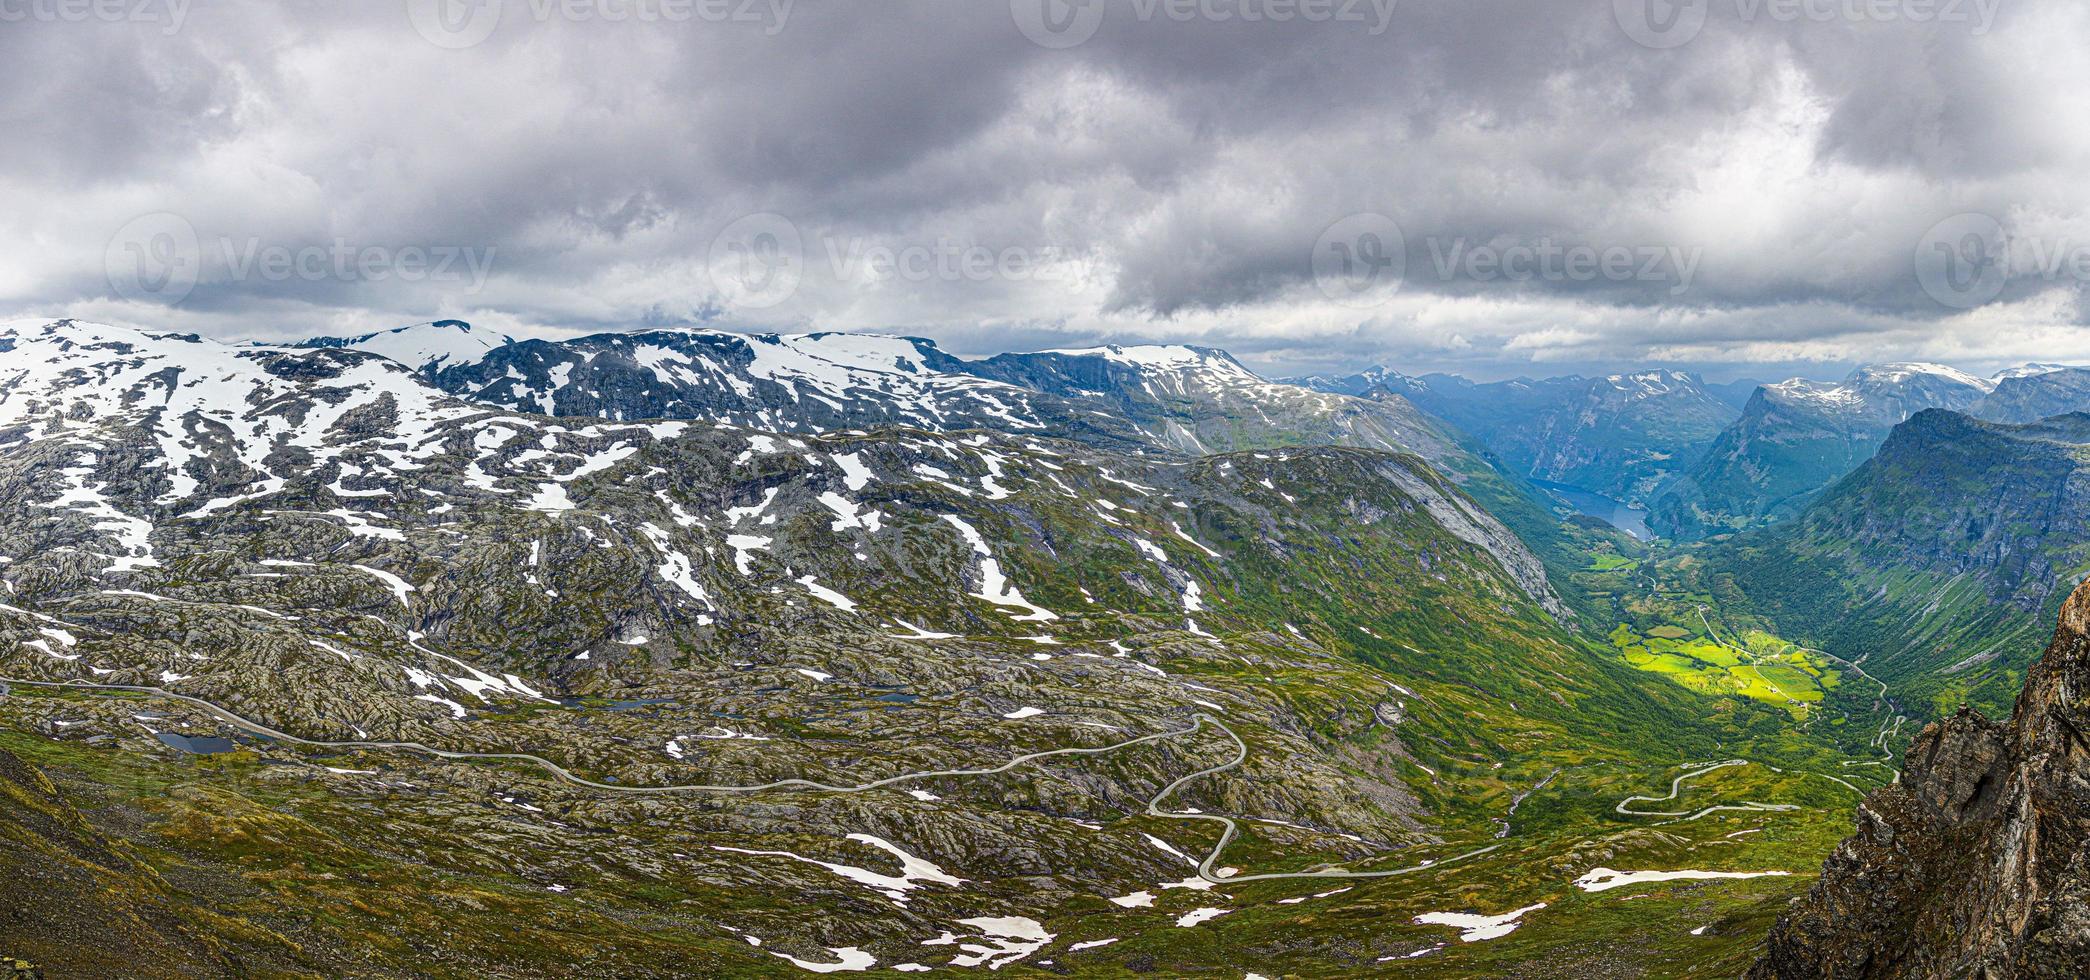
[[1752, 578, 2090, 977]]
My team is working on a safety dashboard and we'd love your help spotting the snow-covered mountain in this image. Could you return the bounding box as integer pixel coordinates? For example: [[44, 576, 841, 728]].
[[386, 325, 1156, 448], [1764, 362, 1997, 421], [286, 323, 1497, 478], [1991, 362, 2076, 383], [1, 316, 1567, 689], [292, 318, 518, 375], [1, 315, 1630, 977], [0, 317, 491, 529], [1653, 362, 2039, 537], [1283, 364, 1422, 397]]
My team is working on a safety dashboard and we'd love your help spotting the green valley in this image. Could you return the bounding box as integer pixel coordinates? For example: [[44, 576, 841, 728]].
[[1608, 622, 1838, 717]]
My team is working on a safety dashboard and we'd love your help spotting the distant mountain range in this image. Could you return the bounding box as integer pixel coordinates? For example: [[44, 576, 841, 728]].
[[320, 322, 1478, 467], [1649, 363, 2063, 539], [4, 315, 1734, 976], [306, 322, 1588, 590], [1296, 369, 1738, 501], [1972, 366, 2090, 423], [16, 313, 2090, 975], [1720, 408, 2090, 714], [301, 330, 2090, 551], [1292, 352, 2090, 725]]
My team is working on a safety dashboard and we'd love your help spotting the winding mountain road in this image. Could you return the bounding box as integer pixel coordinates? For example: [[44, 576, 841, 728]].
[[3, 675, 1505, 884], [1141, 704, 1504, 883], [0, 675, 1215, 794], [1696, 607, 1907, 772]]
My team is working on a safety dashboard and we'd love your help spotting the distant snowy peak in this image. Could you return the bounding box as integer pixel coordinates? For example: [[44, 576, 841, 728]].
[[1602, 370, 1701, 399], [1036, 344, 1264, 386], [0, 317, 494, 522], [731, 330, 962, 383], [391, 326, 1153, 446], [1846, 361, 1997, 395], [1281, 364, 1427, 396], [298, 319, 516, 375], [973, 344, 1282, 409], [1764, 377, 1866, 411], [1760, 361, 2000, 422], [1992, 362, 2075, 382]]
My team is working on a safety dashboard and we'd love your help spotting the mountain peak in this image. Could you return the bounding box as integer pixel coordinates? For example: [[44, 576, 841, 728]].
[[1846, 361, 1997, 394], [299, 319, 517, 375], [1039, 343, 1255, 372], [1992, 362, 2075, 382]]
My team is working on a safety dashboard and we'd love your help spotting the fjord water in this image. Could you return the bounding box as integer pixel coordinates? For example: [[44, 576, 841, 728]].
[[1534, 480, 1653, 541]]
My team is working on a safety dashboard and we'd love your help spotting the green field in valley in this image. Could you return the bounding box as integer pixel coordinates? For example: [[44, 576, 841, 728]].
[[1610, 622, 1839, 717]]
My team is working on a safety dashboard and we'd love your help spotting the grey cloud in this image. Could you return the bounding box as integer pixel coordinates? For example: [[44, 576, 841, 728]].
[[0, 0, 2084, 379]]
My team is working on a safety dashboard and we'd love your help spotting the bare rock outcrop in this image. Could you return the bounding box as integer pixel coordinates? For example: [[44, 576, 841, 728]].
[[1752, 578, 2090, 977]]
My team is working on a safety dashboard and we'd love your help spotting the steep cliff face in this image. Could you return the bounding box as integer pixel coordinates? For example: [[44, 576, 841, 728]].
[[1309, 369, 1736, 501], [1976, 367, 2090, 424], [1721, 410, 2090, 715], [1752, 578, 2090, 978], [1654, 364, 1998, 538]]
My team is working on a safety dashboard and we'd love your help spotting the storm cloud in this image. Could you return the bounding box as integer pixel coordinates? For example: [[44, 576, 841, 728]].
[[1, 0, 2084, 378]]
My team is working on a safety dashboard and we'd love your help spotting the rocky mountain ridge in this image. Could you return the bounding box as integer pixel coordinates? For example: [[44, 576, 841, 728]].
[[4, 316, 1719, 975], [1652, 363, 2025, 538], [310, 320, 1593, 597], [1753, 574, 2090, 977], [1975, 366, 2090, 424], [329, 322, 1480, 467], [1719, 409, 2090, 715], [1294, 369, 1738, 502]]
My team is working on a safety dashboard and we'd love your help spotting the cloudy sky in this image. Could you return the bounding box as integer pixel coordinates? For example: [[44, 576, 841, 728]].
[[3, 0, 2086, 379]]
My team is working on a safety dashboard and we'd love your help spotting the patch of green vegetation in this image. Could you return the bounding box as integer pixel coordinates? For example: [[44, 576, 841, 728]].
[[1609, 620, 1835, 718], [1587, 552, 1638, 572]]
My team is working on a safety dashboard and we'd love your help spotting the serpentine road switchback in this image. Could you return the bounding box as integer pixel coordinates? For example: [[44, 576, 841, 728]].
[[1, 675, 1502, 886]]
